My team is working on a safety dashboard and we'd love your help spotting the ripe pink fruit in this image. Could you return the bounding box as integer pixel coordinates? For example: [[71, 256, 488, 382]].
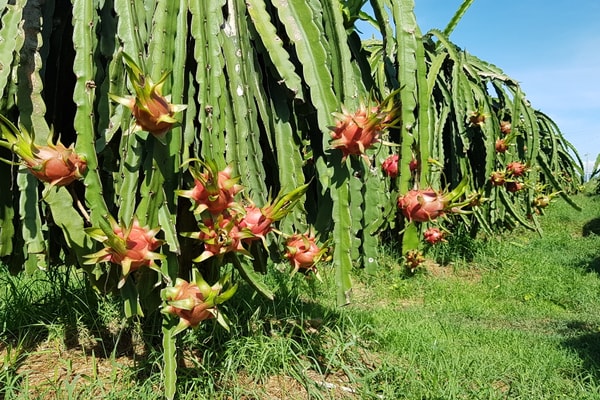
[[381, 154, 399, 178], [285, 234, 325, 273], [238, 205, 273, 243], [164, 280, 214, 327], [0, 114, 86, 187], [506, 161, 527, 177], [495, 139, 508, 153], [186, 213, 254, 263], [84, 218, 164, 287], [27, 143, 87, 186], [409, 158, 418, 173], [490, 171, 506, 186], [111, 54, 186, 141], [178, 163, 243, 215], [162, 271, 237, 335], [331, 106, 384, 162], [397, 189, 447, 222], [423, 227, 445, 244]]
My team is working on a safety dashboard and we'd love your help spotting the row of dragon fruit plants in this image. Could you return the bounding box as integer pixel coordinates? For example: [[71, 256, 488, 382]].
[[0, 0, 582, 397]]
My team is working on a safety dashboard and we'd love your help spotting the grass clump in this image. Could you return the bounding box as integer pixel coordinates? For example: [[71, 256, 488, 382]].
[[1, 194, 600, 399]]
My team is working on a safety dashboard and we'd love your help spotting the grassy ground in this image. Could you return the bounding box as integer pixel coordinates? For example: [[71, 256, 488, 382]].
[[1, 194, 600, 399]]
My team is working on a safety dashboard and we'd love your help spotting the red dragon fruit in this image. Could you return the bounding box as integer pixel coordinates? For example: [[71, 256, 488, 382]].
[[238, 205, 273, 242], [330, 105, 385, 162], [490, 171, 506, 186], [506, 161, 527, 177], [495, 139, 508, 153], [0, 114, 87, 186], [397, 189, 447, 222], [183, 213, 254, 263], [500, 120, 511, 135], [284, 233, 327, 274], [84, 217, 164, 287], [469, 110, 486, 127], [423, 227, 445, 244], [177, 161, 243, 215], [237, 183, 309, 245], [162, 270, 237, 335], [505, 181, 524, 193], [111, 53, 186, 141], [397, 177, 474, 223], [409, 158, 418, 173], [381, 154, 399, 178]]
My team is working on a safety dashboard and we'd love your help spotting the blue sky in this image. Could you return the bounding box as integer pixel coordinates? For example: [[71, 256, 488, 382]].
[[360, 1, 600, 173]]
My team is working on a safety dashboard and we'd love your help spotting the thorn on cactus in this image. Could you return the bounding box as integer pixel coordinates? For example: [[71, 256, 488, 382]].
[[110, 53, 186, 142]]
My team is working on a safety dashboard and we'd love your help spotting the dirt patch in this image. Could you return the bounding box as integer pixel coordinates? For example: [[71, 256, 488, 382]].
[[1, 338, 137, 399], [233, 369, 358, 400], [425, 261, 483, 283]]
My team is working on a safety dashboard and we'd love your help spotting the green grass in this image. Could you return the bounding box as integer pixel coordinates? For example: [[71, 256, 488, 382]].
[[1, 194, 600, 399]]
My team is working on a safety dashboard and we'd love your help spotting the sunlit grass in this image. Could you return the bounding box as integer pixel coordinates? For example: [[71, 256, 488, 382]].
[[1, 195, 600, 399]]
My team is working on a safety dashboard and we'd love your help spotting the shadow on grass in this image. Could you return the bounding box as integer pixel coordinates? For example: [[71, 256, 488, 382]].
[[560, 321, 600, 381], [575, 254, 600, 275], [582, 218, 600, 237], [1, 267, 374, 397]]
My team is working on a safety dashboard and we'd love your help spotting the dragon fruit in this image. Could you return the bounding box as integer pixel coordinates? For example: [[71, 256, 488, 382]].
[[284, 233, 327, 274], [183, 213, 254, 263], [490, 171, 506, 186], [505, 181, 524, 193], [423, 227, 445, 244], [84, 217, 164, 287], [111, 53, 186, 141], [162, 270, 237, 335], [500, 120, 511, 135], [397, 189, 447, 222], [177, 161, 243, 215], [397, 177, 474, 223], [381, 154, 399, 178], [506, 161, 527, 177], [495, 139, 508, 153], [330, 105, 385, 162], [0, 114, 87, 186]]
